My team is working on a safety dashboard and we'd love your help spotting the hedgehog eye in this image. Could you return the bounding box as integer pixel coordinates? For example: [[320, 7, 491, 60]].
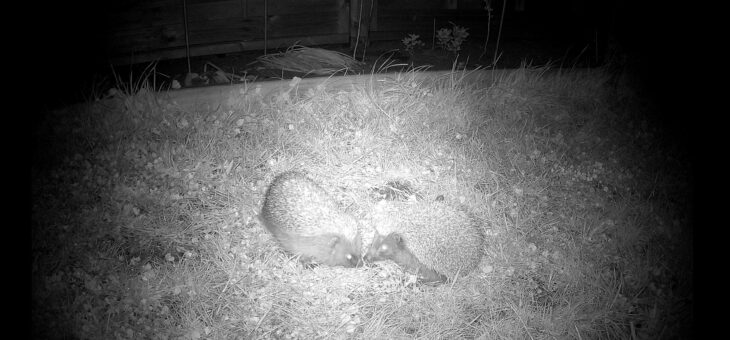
[[381, 244, 389, 251], [346, 254, 353, 260]]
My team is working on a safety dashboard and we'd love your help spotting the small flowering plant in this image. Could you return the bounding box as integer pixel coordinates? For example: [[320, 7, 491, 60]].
[[436, 23, 469, 53], [401, 34, 425, 54]]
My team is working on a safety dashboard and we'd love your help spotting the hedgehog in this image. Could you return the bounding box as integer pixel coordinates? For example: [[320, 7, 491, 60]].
[[364, 200, 484, 282], [259, 171, 363, 267], [366, 232, 448, 283]]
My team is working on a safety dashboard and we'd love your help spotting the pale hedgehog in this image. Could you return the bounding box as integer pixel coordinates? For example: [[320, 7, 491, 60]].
[[365, 200, 484, 282], [259, 171, 363, 267]]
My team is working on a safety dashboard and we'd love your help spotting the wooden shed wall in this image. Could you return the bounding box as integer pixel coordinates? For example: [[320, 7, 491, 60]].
[[106, 0, 499, 65], [107, 0, 350, 64]]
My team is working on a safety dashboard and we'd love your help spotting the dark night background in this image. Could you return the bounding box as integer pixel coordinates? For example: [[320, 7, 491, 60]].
[[34, 0, 690, 113]]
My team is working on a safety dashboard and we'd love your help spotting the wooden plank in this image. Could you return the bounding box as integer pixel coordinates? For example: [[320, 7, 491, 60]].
[[370, 0, 378, 31], [337, 0, 350, 34], [377, 9, 489, 19], [106, 12, 342, 54], [106, 0, 345, 55], [108, 34, 349, 65], [267, 13, 344, 37], [236, 33, 348, 50], [378, 0, 442, 10], [457, 0, 485, 10], [107, 24, 187, 52], [375, 18, 489, 32], [375, 10, 489, 35], [106, 1, 182, 30], [186, 1, 246, 22], [244, 0, 344, 16]]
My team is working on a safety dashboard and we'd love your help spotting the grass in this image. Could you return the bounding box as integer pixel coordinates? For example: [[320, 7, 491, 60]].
[[31, 62, 692, 339]]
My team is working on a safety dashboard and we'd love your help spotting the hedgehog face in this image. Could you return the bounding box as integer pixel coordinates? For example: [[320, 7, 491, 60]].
[[364, 232, 402, 261], [328, 236, 363, 267]]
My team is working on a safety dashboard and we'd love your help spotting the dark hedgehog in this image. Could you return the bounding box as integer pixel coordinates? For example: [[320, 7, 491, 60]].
[[259, 171, 363, 267]]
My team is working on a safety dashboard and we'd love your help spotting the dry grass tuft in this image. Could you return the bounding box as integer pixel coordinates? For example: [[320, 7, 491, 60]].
[[255, 45, 365, 76]]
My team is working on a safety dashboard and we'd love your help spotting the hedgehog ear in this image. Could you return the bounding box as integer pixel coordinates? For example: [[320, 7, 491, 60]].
[[392, 233, 404, 245]]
